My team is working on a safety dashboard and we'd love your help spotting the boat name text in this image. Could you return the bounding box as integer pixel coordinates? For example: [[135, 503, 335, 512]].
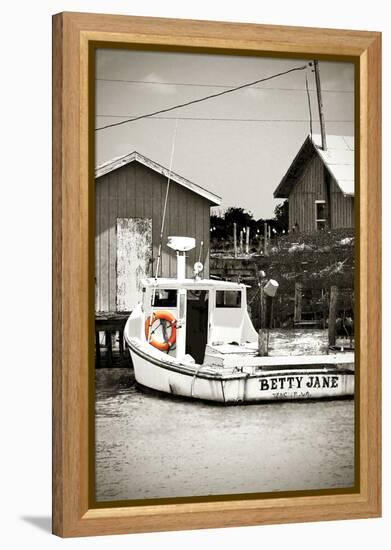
[[259, 375, 339, 392]]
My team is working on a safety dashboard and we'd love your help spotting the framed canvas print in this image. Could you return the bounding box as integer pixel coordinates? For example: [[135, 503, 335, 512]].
[[52, 12, 381, 537]]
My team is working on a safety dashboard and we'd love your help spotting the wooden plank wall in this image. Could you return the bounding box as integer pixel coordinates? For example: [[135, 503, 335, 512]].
[[288, 153, 326, 232], [330, 179, 355, 228], [95, 161, 212, 312], [288, 153, 354, 232]]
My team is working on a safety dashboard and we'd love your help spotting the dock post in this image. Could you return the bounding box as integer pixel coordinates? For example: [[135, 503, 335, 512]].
[[105, 331, 113, 367], [258, 329, 268, 356], [258, 288, 272, 356], [95, 331, 101, 368], [119, 329, 124, 360], [294, 282, 303, 324], [328, 285, 338, 347], [263, 222, 268, 256], [258, 285, 266, 329], [233, 222, 237, 258]]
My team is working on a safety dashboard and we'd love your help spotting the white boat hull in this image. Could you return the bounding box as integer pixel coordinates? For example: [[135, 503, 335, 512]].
[[128, 343, 354, 404], [124, 294, 354, 404]]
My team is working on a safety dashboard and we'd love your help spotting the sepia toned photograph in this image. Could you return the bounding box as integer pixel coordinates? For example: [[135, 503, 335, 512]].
[[93, 48, 355, 503]]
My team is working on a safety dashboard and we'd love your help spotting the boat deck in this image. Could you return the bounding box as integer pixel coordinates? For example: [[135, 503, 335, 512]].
[[203, 328, 354, 371], [204, 344, 353, 370]]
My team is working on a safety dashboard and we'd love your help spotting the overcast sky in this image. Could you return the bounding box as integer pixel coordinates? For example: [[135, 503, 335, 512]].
[[95, 49, 354, 219]]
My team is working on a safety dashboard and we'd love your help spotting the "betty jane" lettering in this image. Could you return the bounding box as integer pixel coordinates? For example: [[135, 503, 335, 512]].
[[259, 375, 339, 392]]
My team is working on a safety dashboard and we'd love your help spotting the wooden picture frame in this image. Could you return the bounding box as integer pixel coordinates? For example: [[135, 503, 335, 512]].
[[52, 11, 381, 537]]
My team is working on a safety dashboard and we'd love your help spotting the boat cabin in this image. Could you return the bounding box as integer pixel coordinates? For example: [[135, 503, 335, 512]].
[[141, 278, 257, 364]]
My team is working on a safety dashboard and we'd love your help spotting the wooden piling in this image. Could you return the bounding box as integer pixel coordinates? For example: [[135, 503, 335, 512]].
[[95, 331, 101, 367], [328, 285, 338, 346], [258, 289, 273, 356], [265, 295, 273, 329], [258, 329, 268, 356], [258, 286, 266, 329], [245, 226, 250, 255], [105, 331, 113, 367], [263, 222, 268, 256], [233, 222, 237, 258], [294, 282, 303, 324], [119, 329, 125, 360]]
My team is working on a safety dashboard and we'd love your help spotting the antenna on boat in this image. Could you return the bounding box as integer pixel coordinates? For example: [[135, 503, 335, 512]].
[[193, 240, 204, 280], [167, 237, 196, 279], [147, 119, 179, 341], [198, 241, 204, 264]]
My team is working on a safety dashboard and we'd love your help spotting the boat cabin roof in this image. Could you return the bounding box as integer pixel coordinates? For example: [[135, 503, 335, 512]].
[[142, 277, 245, 291]]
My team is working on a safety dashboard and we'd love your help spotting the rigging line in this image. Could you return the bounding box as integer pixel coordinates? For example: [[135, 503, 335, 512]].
[[148, 118, 179, 342], [95, 64, 308, 131], [96, 78, 354, 94], [305, 73, 313, 138]]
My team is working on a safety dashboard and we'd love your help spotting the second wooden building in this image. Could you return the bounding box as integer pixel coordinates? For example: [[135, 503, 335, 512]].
[[274, 134, 354, 233]]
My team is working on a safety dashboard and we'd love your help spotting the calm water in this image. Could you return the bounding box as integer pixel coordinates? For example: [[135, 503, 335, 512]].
[[95, 367, 355, 502]]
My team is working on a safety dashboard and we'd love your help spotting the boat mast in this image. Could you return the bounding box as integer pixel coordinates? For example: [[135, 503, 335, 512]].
[[147, 120, 179, 342]]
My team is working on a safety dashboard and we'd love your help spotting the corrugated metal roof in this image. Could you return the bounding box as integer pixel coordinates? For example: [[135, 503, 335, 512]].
[[274, 134, 354, 198], [95, 151, 222, 206], [312, 134, 354, 196]]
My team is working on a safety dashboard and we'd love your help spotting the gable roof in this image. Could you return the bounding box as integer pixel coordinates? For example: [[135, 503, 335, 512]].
[[95, 151, 221, 206], [274, 134, 354, 199]]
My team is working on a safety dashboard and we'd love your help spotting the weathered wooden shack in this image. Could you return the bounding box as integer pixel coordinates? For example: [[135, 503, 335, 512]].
[[95, 151, 221, 313], [274, 134, 354, 232]]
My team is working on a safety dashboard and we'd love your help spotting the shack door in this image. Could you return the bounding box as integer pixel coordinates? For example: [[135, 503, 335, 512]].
[[116, 218, 152, 312]]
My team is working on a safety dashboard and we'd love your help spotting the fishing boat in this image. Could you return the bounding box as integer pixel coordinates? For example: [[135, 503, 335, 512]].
[[124, 236, 354, 404]]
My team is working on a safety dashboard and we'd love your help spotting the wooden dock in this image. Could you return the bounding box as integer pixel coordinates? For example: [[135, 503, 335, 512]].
[[95, 312, 130, 368]]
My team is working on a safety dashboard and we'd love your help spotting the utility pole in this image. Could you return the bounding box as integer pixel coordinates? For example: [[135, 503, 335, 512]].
[[313, 60, 327, 151]]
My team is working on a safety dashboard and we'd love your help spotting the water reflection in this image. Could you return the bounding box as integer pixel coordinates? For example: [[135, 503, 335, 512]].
[[95, 368, 354, 502]]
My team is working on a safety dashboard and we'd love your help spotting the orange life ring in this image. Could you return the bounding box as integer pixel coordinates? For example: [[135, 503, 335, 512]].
[[145, 310, 177, 352]]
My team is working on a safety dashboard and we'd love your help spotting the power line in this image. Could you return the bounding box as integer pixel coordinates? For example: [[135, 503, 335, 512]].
[[96, 77, 354, 94], [95, 64, 308, 131], [96, 114, 353, 123]]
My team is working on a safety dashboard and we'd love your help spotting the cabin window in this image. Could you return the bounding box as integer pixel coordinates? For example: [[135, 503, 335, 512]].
[[216, 290, 242, 308], [315, 200, 327, 231], [187, 289, 209, 302], [153, 289, 177, 307]]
